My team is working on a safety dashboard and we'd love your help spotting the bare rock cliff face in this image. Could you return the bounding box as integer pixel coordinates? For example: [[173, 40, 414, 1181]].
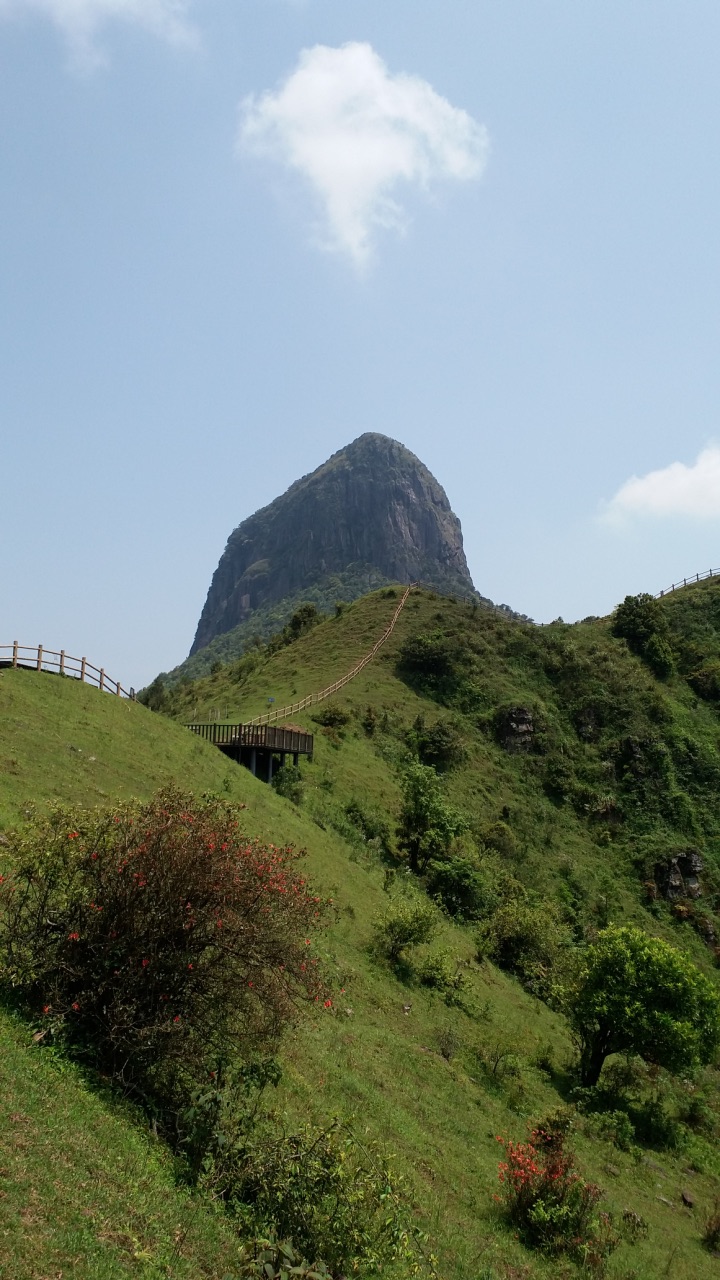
[[190, 433, 475, 656]]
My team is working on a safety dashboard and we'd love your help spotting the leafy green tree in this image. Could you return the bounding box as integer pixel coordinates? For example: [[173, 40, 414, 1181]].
[[479, 900, 571, 1001], [375, 899, 438, 961], [408, 715, 466, 771], [396, 763, 466, 873], [612, 594, 674, 677], [137, 675, 171, 714], [427, 854, 522, 922], [569, 926, 720, 1087]]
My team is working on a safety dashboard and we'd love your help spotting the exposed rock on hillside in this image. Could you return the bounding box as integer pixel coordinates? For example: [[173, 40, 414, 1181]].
[[190, 433, 477, 657]]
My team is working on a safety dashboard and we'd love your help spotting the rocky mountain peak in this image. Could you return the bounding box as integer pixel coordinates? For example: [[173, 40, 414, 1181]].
[[189, 433, 475, 658]]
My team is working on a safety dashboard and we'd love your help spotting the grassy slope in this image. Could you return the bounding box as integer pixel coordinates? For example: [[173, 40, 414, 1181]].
[[3, 586, 720, 1276]]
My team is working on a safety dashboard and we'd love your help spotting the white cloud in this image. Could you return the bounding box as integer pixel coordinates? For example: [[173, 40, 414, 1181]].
[[238, 42, 489, 266], [0, 0, 195, 66], [603, 445, 720, 522]]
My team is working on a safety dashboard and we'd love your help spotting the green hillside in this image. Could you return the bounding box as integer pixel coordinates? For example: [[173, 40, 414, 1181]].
[[4, 579, 720, 1278]]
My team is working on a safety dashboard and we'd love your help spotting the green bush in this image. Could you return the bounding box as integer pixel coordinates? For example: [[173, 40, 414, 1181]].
[[208, 1119, 427, 1277], [137, 675, 171, 714], [426, 854, 521, 922], [312, 703, 351, 728], [584, 1110, 636, 1151], [407, 715, 466, 771], [375, 899, 438, 961], [272, 763, 305, 805], [238, 1237, 330, 1279], [612, 593, 674, 677], [344, 799, 392, 855], [397, 631, 465, 699], [688, 662, 720, 702], [262, 603, 324, 657], [0, 788, 327, 1107], [413, 947, 466, 1002], [478, 900, 571, 1000], [480, 820, 517, 859]]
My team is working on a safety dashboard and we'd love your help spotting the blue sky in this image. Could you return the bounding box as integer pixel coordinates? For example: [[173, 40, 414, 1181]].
[[2, 1, 720, 689]]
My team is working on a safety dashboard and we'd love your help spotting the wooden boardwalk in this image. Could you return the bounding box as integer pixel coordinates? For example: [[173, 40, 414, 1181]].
[[186, 721, 313, 782]]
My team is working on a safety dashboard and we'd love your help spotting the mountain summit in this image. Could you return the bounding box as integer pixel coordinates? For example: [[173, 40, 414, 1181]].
[[189, 433, 476, 660]]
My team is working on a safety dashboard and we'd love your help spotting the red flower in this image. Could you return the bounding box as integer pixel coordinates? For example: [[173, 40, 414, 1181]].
[[324, 999, 332, 1008], [68, 932, 80, 941]]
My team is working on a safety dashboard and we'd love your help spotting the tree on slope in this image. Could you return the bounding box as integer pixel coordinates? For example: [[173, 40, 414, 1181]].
[[397, 763, 466, 873], [569, 925, 720, 1087]]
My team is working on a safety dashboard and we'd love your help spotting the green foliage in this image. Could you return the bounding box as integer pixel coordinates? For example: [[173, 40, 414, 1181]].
[[397, 763, 467, 873], [478, 900, 571, 1001], [480, 821, 517, 859], [137, 675, 171, 713], [407, 715, 466, 771], [426, 854, 521, 922], [0, 788, 327, 1105], [375, 899, 438, 961], [397, 631, 465, 699], [209, 1118, 428, 1277], [311, 703, 351, 728], [268, 603, 324, 654], [584, 1109, 636, 1151], [569, 925, 720, 1087], [688, 661, 720, 703], [612, 593, 675, 677], [413, 947, 467, 1003], [272, 764, 305, 805], [238, 1236, 330, 1279], [344, 798, 392, 855]]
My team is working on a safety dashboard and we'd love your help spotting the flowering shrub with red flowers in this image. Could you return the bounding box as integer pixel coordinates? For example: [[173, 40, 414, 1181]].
[[0, 787, 328, 1099], [496, 1114, 618, 1271]]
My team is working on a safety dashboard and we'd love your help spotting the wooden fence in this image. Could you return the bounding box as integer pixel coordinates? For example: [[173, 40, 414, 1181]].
[[0, 643, 135, 699], [249, 584, 415, 727], [656, 569, 720, 598], [187, 722, 313, 754]]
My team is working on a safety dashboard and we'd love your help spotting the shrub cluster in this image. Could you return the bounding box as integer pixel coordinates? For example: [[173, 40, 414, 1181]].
[[478, 900, 572, 1002], [496, 1116, 618, 1270], [375, 899, 438, 962], [612, 592, 675, 677], [272, 763, 305, 805], [0, 788, 327, 1103], [212, 1117, 428, 1276]]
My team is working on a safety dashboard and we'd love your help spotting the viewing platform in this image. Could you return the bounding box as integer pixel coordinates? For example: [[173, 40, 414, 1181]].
[[186, 721, 313, 782]]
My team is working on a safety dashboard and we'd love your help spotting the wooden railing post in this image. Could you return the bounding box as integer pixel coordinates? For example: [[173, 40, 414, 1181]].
[[80, 657, 86, 683], [36, 645, 43, 672], [12, 641, 17, 669], [60, 650, 65, 675]]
